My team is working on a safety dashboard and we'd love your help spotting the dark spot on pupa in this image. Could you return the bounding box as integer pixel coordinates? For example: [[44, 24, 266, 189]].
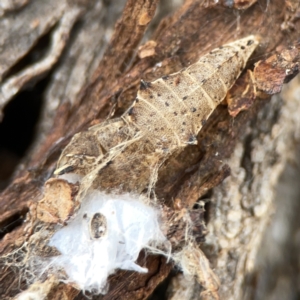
[[201, 119, 207, 126], [157, 93, 161, 97], [162, 75, 169, 80], [174, 112, 178, 116], [128, 107, 134, 115], [182, 122, 186, 125], [219, 46, 223, 49], [83, 213, 87, 219], [247, 40, 254, 46], [135, 98, 139, 103], [57, 165, 75, 175], [188, 135, 197, 144], [201, 79, 207, 84], [150, 95, 153, 99], [241, 46, 245, 50], [183, 96, 188, 100], [99, 160, 113, 172], [217, 65, 221, 69], [191, 107, 196, 112], [165, 102, 169, 106], [106, 160, 113, 167], [140, 80, 151, 90]]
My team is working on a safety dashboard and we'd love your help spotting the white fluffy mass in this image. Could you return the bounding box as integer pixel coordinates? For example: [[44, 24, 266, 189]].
[[47, 191, 166, 294]]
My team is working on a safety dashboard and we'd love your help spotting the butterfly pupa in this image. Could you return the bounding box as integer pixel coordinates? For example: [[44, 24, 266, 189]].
[[55, 35, 259, 194]]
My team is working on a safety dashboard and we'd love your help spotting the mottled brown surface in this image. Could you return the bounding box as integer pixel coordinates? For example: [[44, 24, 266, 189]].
[[0, 0, 300, 299], [254, 45, 300, 94], [36, 179, 79, 224]]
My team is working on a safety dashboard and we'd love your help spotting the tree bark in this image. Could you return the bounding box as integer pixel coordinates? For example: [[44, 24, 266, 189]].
[[0, 0, 300, 299]]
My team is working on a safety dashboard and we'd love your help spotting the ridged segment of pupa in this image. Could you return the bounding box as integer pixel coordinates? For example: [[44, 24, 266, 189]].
[[127, 35, 259, 151], [55, 35, 259, 194]]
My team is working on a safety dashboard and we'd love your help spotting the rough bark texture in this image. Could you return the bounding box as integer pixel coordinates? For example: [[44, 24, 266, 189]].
[[0, 0, 300, 299]]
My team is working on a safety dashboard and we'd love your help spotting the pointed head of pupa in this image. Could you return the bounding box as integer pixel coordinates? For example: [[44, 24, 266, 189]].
[[230, 35, 260, 61]]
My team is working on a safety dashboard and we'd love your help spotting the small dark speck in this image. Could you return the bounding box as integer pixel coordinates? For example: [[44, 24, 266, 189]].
[[165, 102, 169, 106], [140, 80, 151, 90], [106, 160, 113, 167], [201, 119, 207, 126], [100, 160, 113, 172], [188, 135, 197, 144], [174, 112, 178, 116], [247, 40, 254, 46], [135, 98, 139, 103], [157, 93, 161, 97], [201, 79, 207, 84], [217, 65, 221, 69], [162, 75, 169, 80], [150, 95, 153, 99], [183, 96, 188, 100], [219, 46, 224, 49], [241, 46, 245, 50], [182, 122, 186, 125], [191, 107, 196, 112], [83, 213, 87, 219], [58, 165, 74, 175], [128, 107, 134, 115]]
